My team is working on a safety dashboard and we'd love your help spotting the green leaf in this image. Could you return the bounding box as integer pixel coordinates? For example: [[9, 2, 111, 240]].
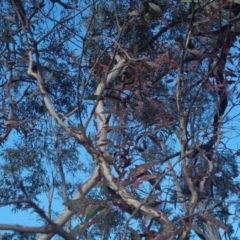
[[71, 49, 77, 58], [71, 223, 88, 236], [220, 9, 234, 20], [133, 44, 138, 59], [84, 204, 104, 222], [209, 35, 218, 48], [71, 208, 108, 236], [42, 57, 57, 65], [28, 89, 41, 98], [148, 2, 161, 12], [128, 10, 139, 16], [4, 15, 16, 23], [77, 124, 85, 132], [0, 59, 5, 66], [45, 72, 54, 82], [85, 94, 99, 100], [191, 224, 207, 240], [1, 36, 16, 44], [64, 199, 87, 212]]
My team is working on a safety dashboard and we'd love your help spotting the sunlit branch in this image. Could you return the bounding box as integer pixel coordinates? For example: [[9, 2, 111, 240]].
[[37, 166, 100, 240], [27, 51, 86, 143], [0, 224, 55, 234], [176, 6, 198, 239]]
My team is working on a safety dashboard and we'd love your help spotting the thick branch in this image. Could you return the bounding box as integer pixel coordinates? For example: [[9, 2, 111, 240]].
[[176, 7, 198, 239], [0, 224, 54, 234], [88, 151, 175, 238], [37, 166, 100, 240], [27, 51, 86, 144]]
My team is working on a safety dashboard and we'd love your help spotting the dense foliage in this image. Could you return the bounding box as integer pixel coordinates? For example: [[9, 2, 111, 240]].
[[0, 0, 240, 239]]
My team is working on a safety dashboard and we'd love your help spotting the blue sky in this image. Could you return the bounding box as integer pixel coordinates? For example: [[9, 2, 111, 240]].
[[1, 1, 240, 239]]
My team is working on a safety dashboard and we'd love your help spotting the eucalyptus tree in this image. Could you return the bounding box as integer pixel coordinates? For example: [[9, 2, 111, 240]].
[[0, 0, 240, 240]]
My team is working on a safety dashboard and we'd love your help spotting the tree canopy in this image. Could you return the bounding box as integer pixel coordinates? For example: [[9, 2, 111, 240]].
[[0, 0, 240, 239]]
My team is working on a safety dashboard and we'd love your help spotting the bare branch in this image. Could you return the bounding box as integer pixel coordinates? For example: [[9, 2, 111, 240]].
[[37, 167, 101, 240]]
